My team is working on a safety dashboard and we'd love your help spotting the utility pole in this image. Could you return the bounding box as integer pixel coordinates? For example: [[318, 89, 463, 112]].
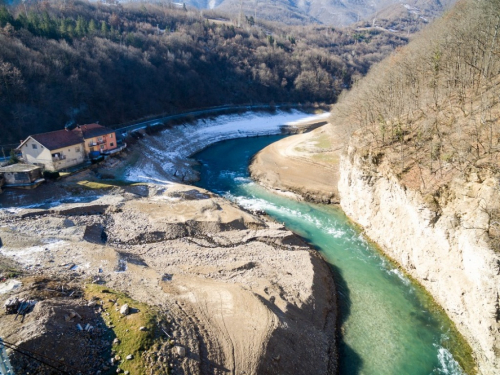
[[22, 0, 28, 17], [238, 0, 243, 27]]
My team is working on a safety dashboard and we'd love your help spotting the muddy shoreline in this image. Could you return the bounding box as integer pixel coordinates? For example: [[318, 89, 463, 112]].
[[249, 124, 342, 204]]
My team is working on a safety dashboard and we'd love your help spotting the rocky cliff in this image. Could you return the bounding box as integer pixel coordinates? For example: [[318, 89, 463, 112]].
[[338, 142, 500, 374]]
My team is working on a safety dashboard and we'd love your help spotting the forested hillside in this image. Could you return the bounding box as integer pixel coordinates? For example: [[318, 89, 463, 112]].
[[332, 0, 500, 195], [0, 0, 407, 145]]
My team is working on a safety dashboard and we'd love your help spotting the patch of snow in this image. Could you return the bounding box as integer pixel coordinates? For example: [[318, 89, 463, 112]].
[[0, 279, 22, 294], [125, 110, 330, 184], [285, 112, 330, 126], [1, 240, 66, 265]]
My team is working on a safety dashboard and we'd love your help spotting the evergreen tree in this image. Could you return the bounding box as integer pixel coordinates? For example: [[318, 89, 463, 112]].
[[100, 20, 108, 35], [88, 19, 97, 34], [75, 16, 87, 36], [0, 6, 13, 27]]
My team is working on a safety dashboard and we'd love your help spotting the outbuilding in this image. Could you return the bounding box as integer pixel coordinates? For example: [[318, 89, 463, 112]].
[[0, 164, 44, 189]]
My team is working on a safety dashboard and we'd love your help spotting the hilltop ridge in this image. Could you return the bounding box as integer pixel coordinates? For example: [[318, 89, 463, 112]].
[[183, 0, 456, 27]]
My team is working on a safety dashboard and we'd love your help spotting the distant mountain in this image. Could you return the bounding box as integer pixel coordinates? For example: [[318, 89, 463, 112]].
[[185, 0, 456, 26]]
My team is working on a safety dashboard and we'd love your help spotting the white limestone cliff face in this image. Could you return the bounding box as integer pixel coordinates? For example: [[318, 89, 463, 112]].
[[339, 144, 500, 374]]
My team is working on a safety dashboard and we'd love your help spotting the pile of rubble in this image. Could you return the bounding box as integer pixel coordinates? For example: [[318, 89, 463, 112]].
[[4, 297, 37, 321], [1, 298, 113, 375]]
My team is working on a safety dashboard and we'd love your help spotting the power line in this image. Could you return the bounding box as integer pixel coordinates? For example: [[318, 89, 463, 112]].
[[1, 338, 71, 366], [0, 339, 72, 375]]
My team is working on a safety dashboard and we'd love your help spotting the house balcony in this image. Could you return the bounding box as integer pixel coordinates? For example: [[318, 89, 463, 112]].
[[88, 142, 98, 147], [52, 155, 66, 161]]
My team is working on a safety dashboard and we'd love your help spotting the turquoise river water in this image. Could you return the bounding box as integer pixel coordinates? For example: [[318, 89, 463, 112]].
[[194, 135, 473, 375]]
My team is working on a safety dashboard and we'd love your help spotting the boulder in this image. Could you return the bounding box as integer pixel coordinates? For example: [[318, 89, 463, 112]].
[[119, 304, 129, 316], [174, 346, 186, 357]]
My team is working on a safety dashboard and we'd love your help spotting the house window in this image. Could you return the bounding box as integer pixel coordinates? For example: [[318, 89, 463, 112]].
[[110, 134, 113, 138], [76, 147, 80, 152], [100, 145, 105, 150], [68, 149, 71, 152], [110, 143, 114, 147], [32, 144, 37, 149]]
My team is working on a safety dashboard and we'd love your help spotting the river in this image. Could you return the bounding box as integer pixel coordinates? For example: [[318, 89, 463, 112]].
[[194, 134, 473, 375]]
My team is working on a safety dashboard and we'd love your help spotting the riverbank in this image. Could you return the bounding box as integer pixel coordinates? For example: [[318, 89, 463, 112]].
[[122, 109, 330, 184], [0, 110, 338, 374], [338, 141, 499, 375], [0, 182, 337, 374], [248, 123, 497, 374], [250, 124, 342, 204]]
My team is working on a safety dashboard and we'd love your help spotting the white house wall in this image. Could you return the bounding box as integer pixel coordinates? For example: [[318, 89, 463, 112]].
[[21, 138, 85, 171], [21, 138, 54, 170], [51, 144, 85, 170]]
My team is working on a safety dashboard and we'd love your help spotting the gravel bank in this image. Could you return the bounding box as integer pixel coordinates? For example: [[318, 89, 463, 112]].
[[0, 183, 337, 374]]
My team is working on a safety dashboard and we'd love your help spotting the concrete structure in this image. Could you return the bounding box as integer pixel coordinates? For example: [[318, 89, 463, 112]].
[[17, 130, 85, 171], [0, 163, 44, 188]]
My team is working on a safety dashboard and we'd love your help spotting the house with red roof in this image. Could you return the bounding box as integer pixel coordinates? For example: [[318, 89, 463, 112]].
[[17, 129, 86, 171], [17, 124, 121, 171]]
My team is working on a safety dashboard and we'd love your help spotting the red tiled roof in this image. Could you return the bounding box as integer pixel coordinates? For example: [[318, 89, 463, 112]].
[[73, 124, 115, 139], [30, 129, 84, 150]]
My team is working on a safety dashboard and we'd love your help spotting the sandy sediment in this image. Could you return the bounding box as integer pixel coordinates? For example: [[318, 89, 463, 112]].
[[250, 124, 342, 204], [0, 183, 337, 374]]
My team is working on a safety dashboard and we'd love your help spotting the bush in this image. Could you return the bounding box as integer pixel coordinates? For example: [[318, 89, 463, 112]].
[[43, 170, 60, 180]]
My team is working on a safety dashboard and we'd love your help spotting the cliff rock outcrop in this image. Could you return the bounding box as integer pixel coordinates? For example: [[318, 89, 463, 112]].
[[339, 143, 500, 374]]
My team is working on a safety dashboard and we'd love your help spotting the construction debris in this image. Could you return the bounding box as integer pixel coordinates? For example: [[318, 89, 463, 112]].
[[4, 297, 37, 319]]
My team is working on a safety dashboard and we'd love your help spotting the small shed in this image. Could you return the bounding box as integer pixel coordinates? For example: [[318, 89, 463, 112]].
[[0, 164, 44, 189]]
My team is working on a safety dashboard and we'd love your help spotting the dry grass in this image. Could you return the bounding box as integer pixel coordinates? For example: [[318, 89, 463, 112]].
[[75, 180, 145, 190], [0, 254, 21, 279]]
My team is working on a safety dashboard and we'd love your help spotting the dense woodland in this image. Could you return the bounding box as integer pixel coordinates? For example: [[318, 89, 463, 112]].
[[330, 0, 500, 246], [0, 0, 408, 145]]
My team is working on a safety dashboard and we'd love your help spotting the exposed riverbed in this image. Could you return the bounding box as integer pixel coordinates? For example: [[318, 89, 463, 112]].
[[194, 135, 473, 375]]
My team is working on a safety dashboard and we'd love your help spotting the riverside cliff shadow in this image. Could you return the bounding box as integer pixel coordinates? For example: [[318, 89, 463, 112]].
[[329, 262, 363, 375]]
